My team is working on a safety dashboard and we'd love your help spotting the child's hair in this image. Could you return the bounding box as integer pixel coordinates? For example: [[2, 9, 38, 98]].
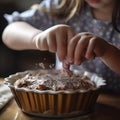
[[32, 0, 120, 32], [47, 0, 84, 22], [31, 0, 84, 22]]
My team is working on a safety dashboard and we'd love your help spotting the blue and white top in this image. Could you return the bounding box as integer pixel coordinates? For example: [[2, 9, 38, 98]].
[[4, 0, 120, 93]]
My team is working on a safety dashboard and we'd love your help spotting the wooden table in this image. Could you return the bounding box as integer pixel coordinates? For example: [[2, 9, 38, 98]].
[[0, 78, 120, 120]]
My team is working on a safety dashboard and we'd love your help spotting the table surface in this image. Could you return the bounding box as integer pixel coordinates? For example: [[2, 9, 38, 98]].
[[0, 78, 120, 120]]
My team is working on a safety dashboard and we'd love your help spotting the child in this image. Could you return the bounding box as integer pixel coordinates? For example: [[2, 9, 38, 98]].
[[2, 0, 120, 92]]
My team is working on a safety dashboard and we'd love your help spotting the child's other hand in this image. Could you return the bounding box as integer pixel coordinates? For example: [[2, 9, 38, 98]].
[[34, 24, 75, 62], [66, 32, 109, 65]]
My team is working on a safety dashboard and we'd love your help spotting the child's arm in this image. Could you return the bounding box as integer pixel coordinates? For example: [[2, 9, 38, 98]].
[[2, 21, 41, 50], [2, 22, 75, 62], [100, 43, 120, 75]]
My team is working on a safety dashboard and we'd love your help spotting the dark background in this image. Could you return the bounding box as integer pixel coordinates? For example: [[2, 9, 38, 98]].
[[0, 0, 55, 77]]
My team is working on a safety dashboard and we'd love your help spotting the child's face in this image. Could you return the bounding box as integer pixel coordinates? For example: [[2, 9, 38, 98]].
[[85, 0, 115, 9]]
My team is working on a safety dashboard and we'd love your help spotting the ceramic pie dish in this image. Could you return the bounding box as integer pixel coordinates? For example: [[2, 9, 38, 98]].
[[4, 69, 105, 118]]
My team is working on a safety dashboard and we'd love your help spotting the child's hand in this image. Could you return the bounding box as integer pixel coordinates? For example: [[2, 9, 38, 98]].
[[34, 24, 75, 62], [66, 32, 109, 65]]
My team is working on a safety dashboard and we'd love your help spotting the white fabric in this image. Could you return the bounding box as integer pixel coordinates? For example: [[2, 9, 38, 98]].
[[4, 9, 36, 24], [55, 55, 62, 69], [0, 83, 13, 110], [4, 0, 60, 24], [39, 0, 60, 9]]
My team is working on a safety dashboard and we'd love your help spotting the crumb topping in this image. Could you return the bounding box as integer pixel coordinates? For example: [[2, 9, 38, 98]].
[[14, 70, 96, 91]]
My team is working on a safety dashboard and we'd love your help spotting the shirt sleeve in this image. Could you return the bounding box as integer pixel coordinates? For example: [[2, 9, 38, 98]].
[[4, 0, 60, 30]]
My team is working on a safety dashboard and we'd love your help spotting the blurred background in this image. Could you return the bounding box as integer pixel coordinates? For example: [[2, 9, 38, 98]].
[[0, 0, 55, 77]]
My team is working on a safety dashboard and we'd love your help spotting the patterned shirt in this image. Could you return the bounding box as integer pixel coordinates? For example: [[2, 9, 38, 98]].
[[4, 0, 120, 93]]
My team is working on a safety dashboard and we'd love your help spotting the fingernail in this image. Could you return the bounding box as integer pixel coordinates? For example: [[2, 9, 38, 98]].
[[67, 58, 73, 64], [62, 60, 70, 69]]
